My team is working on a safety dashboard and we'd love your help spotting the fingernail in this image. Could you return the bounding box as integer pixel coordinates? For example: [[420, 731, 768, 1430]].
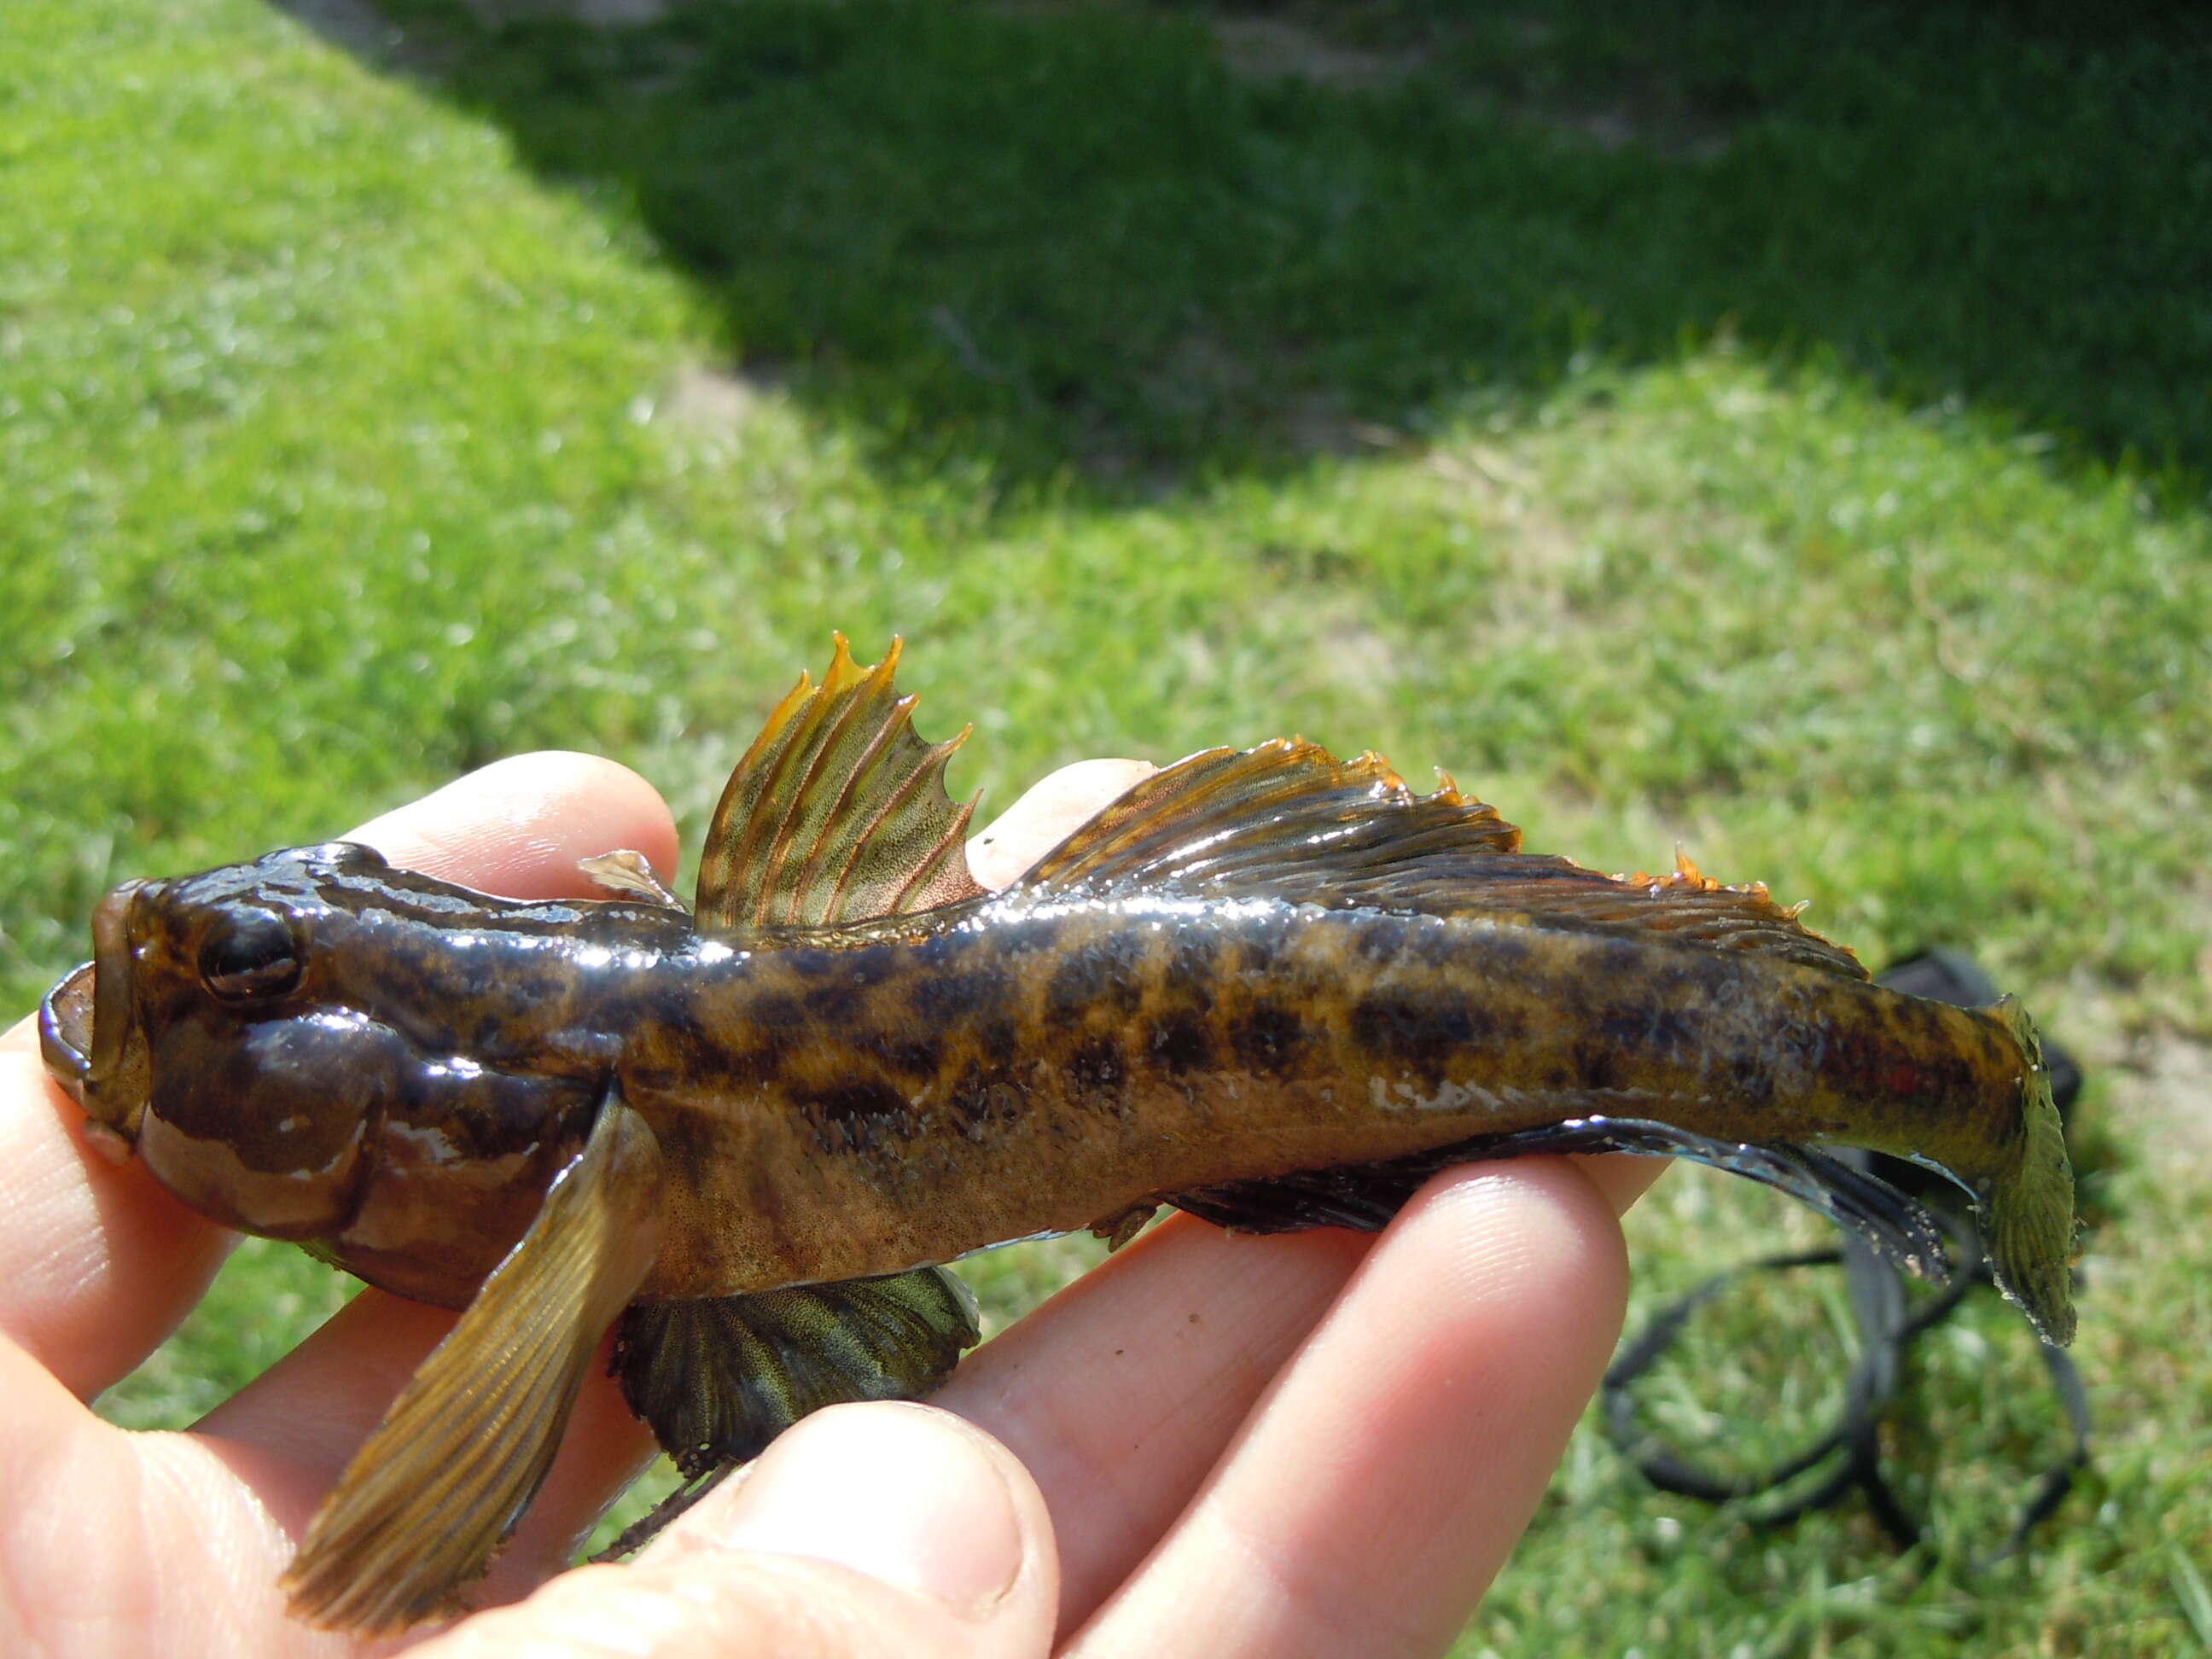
[[700, 1405, 1027, 1616]]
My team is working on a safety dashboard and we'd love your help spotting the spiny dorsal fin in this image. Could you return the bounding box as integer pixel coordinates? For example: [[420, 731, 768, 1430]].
[[695, 635, 987, 933], [1010, 739, 1866, 979]]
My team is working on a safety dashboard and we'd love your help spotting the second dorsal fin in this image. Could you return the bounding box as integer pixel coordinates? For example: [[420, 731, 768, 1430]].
[[1013, 738, 1522, 894], [1010, 739, 1866, 979], [695, 636, 987, 933]]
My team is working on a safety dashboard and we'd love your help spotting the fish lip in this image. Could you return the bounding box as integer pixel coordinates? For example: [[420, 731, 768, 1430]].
[[42, 879, 154, 1150], [37, 962, 95, 1104]]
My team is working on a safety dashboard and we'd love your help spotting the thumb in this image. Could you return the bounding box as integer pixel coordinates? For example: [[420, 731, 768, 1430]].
[[415, 1404, 1059, 1658]]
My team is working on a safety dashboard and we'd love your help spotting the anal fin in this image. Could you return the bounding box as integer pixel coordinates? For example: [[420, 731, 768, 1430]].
[[604, 1264, 981, 1551], [282, 1094, 667, 1633], [1171, 1117, 1950, 1287]]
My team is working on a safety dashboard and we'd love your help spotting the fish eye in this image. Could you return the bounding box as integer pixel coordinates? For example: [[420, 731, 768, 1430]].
[[198, 909, 305, 1002]]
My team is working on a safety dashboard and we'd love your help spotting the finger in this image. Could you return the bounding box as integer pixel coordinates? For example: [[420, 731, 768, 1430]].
[[936, 1214, 1370, 1632], [0, 1022, 236, 1400], [968, 759, 1155, 890], [933, 1150, 1658, 1635], [346, 751, 680, 897], [193, 1288, 658, 1616], [413, 1405, 1057, 1659], [1065, 1161, 1627, 1659], [0, 1336, 362, 1657]]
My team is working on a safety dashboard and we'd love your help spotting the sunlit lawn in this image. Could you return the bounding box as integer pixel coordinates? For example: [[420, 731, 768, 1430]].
[[5, 0, 2208, 1651]]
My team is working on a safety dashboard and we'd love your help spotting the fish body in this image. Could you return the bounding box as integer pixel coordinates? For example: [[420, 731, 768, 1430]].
[[638, 894, 2043, 1297], [37, 637, 2076, 1633]]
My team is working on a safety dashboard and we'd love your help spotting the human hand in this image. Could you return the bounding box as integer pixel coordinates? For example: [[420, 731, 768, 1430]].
[[0, 752, 1659, 1656]]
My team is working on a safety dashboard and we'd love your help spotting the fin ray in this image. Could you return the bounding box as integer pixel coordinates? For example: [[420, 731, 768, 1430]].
[[611, 1266, 981, 1489], [1171, 1115, 1949, 1285], [696, 637, 987, 934], [1012, 740, 1864, 977]]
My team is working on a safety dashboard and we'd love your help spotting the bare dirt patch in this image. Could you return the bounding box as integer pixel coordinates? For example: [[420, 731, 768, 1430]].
[[1209, 15, 1419, 90], [1522, 92, 1736, 163], [270, 0, 437, 68], [2045, 969, 2212, 1184], [2101, 1027, 2212, 1173], [657, 363, 782, 435]]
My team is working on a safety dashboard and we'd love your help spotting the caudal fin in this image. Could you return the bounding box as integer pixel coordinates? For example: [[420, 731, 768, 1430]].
[[1980, 996, 2078, 1347]]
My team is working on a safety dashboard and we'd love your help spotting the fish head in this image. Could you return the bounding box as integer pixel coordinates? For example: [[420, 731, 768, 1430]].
[[44, 843, 415, 1237], [41, 843, 606, 1306]]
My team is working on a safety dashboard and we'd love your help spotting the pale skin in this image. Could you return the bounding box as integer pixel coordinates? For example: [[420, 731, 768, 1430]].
[[0, 751, 1663, 1657]]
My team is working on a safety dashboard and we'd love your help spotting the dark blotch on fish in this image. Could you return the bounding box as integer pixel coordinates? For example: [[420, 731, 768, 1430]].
[[1045, 932, 1150, 1022], [1063, 1034, 1129, 1102], [1148, 1010, 1217, 1074], [800, 1079, 917, 1152], [1348, 992, 1487, 1066], [1230, 1000, 1307, 1075]]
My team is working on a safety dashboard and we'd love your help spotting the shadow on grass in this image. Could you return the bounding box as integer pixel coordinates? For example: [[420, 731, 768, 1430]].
[[280, 0, 2209, 498]]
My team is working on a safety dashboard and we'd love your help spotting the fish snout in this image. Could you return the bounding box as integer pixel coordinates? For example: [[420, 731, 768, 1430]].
[[38, 963, 93, 1103], [42, 878, 156, 1161]]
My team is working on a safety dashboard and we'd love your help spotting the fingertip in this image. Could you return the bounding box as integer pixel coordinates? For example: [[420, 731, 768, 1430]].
[[347, 752, 680, 899], [935, 1212, 1371, 1633], [654, 1402, 1056, 1629], [1570, 1150, 1672, 1219], [1062, 1158, 1634, 1657], [418, 1405, 1059, 1659], [969, 758, 1156, 890], [1396, 1157, 1632, 1371]]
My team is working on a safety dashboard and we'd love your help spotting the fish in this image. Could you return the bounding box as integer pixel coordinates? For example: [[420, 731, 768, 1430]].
[[36, 635, 2077, 1633]]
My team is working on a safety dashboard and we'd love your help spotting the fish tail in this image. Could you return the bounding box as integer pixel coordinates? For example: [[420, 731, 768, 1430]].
[[1979, 995, 2077, 1347]]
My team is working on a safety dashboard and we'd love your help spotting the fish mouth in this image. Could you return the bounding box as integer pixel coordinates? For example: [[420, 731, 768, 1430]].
[[39, 879, 152, 1155], [38, 963, 96, 1103]]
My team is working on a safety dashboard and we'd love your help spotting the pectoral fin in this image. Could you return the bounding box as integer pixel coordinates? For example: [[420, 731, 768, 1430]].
[[282, 1095, 668, 1633], [598, 1266, 981, 1555]]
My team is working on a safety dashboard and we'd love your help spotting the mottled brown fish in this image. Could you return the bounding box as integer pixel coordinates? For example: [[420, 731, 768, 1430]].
[[37, 637, 2075, 1633]]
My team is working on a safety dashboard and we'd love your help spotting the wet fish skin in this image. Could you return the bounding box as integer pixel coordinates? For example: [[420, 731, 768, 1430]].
[[77, 847, 2057, 1317], [48, 858, 2052, 1313], [631, 894, 2044, 1304]]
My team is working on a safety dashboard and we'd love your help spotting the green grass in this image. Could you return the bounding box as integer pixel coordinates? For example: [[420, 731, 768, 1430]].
[[4, 0, 2209, 1650]]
